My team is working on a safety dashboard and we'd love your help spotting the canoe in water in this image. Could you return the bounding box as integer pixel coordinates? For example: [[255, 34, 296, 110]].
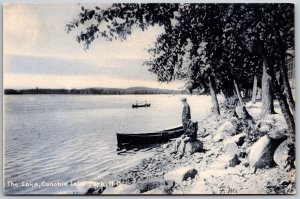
[[132, 103, 151, 108], [116, 126, 184, 146]]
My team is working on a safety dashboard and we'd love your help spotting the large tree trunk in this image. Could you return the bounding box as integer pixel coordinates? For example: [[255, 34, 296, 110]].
[[272, 78, 295, 134], [275, 32, 296, 113], [221, 90, 229, 105], [233, 80, 253, 121], [233, 80, 245, 106], [252, 76, 258, 104], [261, 59, 276, 116], [266, 46, 295, 134], [277, 92, 295, 134], [208, 76, 220, 116], [280, 56, 295, 113]]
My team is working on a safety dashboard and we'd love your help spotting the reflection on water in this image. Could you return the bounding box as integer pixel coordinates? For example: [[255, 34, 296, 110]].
[[4, 94, 212, 194]]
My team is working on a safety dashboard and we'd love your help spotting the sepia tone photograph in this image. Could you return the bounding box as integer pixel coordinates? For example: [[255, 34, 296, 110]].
[[3, 2, 296, 195]]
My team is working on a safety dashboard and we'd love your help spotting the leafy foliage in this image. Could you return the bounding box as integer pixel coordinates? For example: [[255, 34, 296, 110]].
[[66, 3, 294, 95]]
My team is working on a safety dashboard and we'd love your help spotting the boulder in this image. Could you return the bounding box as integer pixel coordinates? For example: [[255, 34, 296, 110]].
[[164, 167, 198, 184], [249, 131, 287, 169], [274, 139, 295, 169], [136, 179, 174, 193], [231, 133, 246, 146], [213, 121, 237, 142], [268, 130, 288, 140], [185, 139, 203, 155], [212, 153, 239, 169], [223, 140, 239, 155]]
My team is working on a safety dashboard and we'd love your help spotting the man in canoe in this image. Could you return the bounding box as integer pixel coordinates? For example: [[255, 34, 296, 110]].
[[181, 97, 191, 132]]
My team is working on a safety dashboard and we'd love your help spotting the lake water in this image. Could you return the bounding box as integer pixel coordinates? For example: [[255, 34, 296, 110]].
[[4, 94, 212, 194]]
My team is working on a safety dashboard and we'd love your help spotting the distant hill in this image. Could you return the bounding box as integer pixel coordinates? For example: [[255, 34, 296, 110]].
[[4, 87, 187, 95], [125, 87, 184, 94]]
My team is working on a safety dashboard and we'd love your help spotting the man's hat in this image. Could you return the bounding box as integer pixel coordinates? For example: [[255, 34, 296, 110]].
[[181, 97, 187, 102]]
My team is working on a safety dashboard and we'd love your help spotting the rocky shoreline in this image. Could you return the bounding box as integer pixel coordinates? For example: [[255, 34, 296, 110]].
[[85, 101, 296, 195]]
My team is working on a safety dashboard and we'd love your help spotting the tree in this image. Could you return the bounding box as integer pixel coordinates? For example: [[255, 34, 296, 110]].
[[145, 4, 227, 116], [251, 4, 295, 133], [252, 76, 258, 104], [66, 4, 226, 116], [66, 3, 295, 133], [66, 4, 255, 115], [66, 4, 180, 49], [261, 58, 276, 115]]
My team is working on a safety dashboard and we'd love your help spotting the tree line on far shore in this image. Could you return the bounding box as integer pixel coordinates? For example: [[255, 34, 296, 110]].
[[66, 3, 295, 134], [4, 87, 187, 95]]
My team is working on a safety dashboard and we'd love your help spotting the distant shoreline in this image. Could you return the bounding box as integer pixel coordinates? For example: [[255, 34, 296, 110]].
[[4, 87, 189, 95]]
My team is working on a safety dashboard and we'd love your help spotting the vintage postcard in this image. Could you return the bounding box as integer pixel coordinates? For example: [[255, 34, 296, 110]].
[[3, 3, 295, 195]]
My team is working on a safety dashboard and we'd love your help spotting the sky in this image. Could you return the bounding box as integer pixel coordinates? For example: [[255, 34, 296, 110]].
[[3, 3, 185, 90]]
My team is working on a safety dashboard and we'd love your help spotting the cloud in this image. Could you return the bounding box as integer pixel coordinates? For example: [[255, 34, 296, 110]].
[[3, 4, 181, 90], [4, 4, 40, 55], [3, 4, 164, 60], [4, 54, 187, 90], [5, 54, 152, 79], [4, 73, 184, 90]]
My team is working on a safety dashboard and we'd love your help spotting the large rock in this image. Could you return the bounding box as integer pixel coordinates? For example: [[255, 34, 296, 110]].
[[185, 139, 203, 155], [249, 131, 287, 169], [231, 133, 246, 146], [268, 130, 288, 140], [213, 121, 237, 142], [136, 179, 174, 193], [164, 167, 198, 184], [223, 140, 240, 155], [212, 153, 239, 169], [274, 139, 295, 169]]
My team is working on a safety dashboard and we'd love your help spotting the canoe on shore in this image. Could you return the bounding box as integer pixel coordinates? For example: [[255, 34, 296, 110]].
[[132, 103, 151, 108], [116, 126, 184, 147]]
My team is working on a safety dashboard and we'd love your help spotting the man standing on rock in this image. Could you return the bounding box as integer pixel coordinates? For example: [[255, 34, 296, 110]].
[[181, 97, 191, 132], [170, 98, 194, 158]]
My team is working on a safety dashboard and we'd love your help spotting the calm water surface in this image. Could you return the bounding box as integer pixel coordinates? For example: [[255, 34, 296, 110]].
[[4, 94, 212, 194]]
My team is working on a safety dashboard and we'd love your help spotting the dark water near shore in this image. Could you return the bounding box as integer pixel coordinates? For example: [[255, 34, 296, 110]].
[[4, 94, 212, 194]]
